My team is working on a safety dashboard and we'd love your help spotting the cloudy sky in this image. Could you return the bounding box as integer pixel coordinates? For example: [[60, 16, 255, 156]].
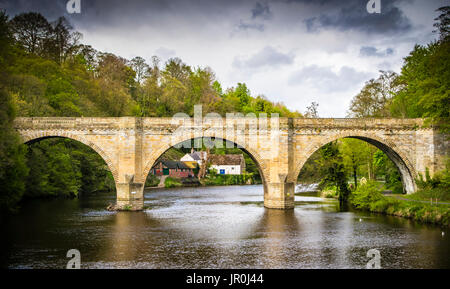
[[1, 0, 446, 117]]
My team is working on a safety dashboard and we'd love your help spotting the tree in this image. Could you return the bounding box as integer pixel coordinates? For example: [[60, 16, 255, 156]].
[[347, 71, 400, 118], [234, 83, 251, 109], [96, 53, 136, 116], [317, 142, 349, 201], [304, 102, 319, 118], [130, 56, 149, 84], [9, 12, 51, 55], [390, 42, 449, 127], [0, 89, 29, 212], [0, 11, 29, 212], [373, 150, 402, 193], [433, 6, 450, 42], [47, 16, 82, 63], [340, 139, 367, 189], [388, 7, 449, 132]]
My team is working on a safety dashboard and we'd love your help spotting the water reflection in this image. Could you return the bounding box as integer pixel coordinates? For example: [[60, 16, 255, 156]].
[[0, 185, 448, 268], [255, 209, 300, 268]]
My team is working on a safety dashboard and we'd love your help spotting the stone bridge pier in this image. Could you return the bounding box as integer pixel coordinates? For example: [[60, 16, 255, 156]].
[[14, 117, 448, 211]]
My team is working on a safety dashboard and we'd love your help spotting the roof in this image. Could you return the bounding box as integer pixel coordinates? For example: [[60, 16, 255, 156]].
[[153, 160, 191, 169], [189, 153, 201, 161], [188, 151, 206, 161], [182, 161, 199, 169], [208, 154, 244, 166]]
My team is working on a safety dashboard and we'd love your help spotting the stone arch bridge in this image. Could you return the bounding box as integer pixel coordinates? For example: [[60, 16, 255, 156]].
[[14, 117, 448, 210]]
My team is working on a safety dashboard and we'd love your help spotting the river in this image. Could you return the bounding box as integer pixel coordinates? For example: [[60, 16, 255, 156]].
[[0, 185, 448, 268]]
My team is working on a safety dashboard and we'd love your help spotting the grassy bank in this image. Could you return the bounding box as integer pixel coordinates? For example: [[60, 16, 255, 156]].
[[350, 181, 450, 226], [164, 177, 183, 188], [203, 173, 255, 186]]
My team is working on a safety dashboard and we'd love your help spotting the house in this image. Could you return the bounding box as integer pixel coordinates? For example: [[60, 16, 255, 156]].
[[151, 160, 195, 178], [208, 154, 246, 175], [180, 149, 207, 165]]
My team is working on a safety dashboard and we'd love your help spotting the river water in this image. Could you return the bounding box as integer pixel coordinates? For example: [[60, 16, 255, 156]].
[[0, 185, 448, 269]]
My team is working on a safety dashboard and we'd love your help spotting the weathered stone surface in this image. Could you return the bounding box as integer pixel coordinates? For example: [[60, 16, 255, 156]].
[[14, 117, 448, 211]]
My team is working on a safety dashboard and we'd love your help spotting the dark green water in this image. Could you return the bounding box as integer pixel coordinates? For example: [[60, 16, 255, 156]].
[[0, 185, 449, 268]]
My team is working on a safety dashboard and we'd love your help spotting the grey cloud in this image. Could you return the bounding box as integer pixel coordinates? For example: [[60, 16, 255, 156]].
[[233, 46, 294, 69], [236, 1, 272, 32], [360, 46, 394, 57], [2, 0, 415, 35], [252, 2, 272, 20], [1, 0, 239, 29], [299, 0, 412, 34], [288, 65, 371, 92], [236, 20, 265, 31], [1, 0, 69, 20]]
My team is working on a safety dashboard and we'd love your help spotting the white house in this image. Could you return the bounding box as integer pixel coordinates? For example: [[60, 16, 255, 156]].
[[180, 150, 207, 165], [208, 154, 245, 175]]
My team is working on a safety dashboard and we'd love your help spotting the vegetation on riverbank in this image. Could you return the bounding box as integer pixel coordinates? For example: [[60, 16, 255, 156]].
[[145, 174, 161, 187], [164, 177, 183, 188], [202, 169, 255, 186], [349, 168, 450, 226]]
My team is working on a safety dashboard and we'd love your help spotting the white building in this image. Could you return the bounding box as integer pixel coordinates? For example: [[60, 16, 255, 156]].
[[208, 154, 245, 175], [180, 150, 207, 165]]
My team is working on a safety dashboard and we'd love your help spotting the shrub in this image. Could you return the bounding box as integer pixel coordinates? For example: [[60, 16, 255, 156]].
[[164, 177, 182, 188], [349, 180, 384, 210]]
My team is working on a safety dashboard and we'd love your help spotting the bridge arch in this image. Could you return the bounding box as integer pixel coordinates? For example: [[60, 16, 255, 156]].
[[19, 131, 118, 183], [291, 132, 417, 194], [141, 136, 270, 194]]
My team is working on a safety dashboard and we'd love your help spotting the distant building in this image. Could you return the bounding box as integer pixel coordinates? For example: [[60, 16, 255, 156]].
[[180, 149, 207, 165], [208, 154, 245, 175], [152, 160, 195, 178]]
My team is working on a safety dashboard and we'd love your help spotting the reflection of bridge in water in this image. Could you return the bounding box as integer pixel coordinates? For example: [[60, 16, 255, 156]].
[[14, 117, 448, 210]]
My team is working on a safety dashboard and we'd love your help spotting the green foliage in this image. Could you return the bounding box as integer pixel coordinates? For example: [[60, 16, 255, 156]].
[[203, 172, 254, 186], [415, 162, 450, 202], [407, 188, 450, 202], [320, 185, 338, 198], [164, 177, 182, 188], [0, 11, 29, 213], [316, 142, 349, 201], [390, 41, 450, 125], [349, 181, 385, 210], [373, 150, 402, 193], [0, 89, 29, 212], [24, 138, 113, 199], [145, 174, 160, 187], [350, 180, 450, 226], [347, 71, 399, 118]]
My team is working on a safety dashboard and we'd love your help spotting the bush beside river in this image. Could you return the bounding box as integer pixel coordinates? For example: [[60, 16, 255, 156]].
[[350, 180, 450, 227], [203, 172, 255, 186]]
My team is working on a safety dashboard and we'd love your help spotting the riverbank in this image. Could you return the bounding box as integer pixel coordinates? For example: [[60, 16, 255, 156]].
[[145, 173, 259, 189], [349, 181, 450, 227]]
